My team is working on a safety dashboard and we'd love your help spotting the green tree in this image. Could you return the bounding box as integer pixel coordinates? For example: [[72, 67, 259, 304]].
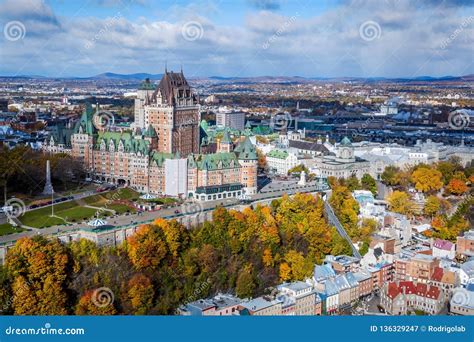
[[381, 165, 401, 186], [236, 264, 255, 298], [345, 175, 360, 191], [361, 174, 377, 195]]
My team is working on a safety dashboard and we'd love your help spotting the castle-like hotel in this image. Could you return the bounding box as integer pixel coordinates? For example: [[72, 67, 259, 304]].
[[44, 70, 257, 201]]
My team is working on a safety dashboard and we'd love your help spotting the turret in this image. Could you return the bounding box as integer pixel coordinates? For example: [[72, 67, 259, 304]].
[[217, 128, 233, 153], [235, 135, 258, 195]]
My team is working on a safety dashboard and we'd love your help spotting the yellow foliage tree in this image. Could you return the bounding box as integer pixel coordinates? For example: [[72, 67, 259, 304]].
[[279, 262, 292, 282], [386, 191, 414, 216], [127, 225, 168, 269], [411, 167, 443, 192], [262, 248, 274, 267]]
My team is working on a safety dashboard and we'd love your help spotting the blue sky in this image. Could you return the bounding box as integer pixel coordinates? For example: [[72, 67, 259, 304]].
[[0, 0, 473, 78]]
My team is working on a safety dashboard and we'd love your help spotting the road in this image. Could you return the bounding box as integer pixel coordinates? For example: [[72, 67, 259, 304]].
[[0, 197, 238, 245], [0, 180, 330, 246], [324, 200, 361, 259]]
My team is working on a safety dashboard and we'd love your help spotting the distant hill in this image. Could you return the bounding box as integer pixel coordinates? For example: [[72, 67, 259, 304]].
[[0, 73, 472, 83], [87, 72, 163, 80]]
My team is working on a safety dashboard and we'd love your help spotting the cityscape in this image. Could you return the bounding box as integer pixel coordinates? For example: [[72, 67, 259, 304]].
[[0, 0, 473, 328]]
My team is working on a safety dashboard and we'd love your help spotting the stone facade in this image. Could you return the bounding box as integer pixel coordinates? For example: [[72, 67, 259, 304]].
[[315, 137, 370, 179], [44, 71, 258, 199]]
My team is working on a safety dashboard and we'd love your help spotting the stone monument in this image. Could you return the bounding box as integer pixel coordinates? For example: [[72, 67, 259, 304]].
[[42, 160, 54, 195]]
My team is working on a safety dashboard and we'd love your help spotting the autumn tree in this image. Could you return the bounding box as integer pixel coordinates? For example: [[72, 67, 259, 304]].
[[359, 218, 378, 241], [423, 195, 441, 218], [198, 244, 218, 274], [75, 289, 117, 315], [7, 236, 69, 315], [279, 263, 292, 282], [153, 218, 189, 258], [256, 148, 268, 172], [446, 178, 468, 196], [127, 274, 154, 315], [329, 185, 359, 238], [282, 250, 313, 281], [0, 266, 12, 314], [386, 191, 414, 216], [436, 161, 458, 185], [262, 248, 274, 267], [345, 175, 360, 191], [127, 225, 168, 269], [411, 167, 443, 193]]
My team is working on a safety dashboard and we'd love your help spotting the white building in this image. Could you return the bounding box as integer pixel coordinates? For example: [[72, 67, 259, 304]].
[[314, 137, 370, 179], [216, 110, 245, 131], [460, 261, 474, 286], [164, 158, 188, 197], [432, 239, 455, 260], [266, 149, 299, 175]]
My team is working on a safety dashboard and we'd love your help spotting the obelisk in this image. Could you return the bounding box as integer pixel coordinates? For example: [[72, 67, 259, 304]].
[[42, 160, 54, 195]]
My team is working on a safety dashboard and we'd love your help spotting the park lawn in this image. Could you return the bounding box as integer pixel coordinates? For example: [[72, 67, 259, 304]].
[[83, 188, 140, 207], [148, 197, 177, 205], [107, 203, 136, 214], [19, 201, 96, 228], [82, 194, 136, 215], [83, 194, 108, 206], [0, 223, 26, 236], [105, 188, 140, 201], [56, 206, 98, 223]]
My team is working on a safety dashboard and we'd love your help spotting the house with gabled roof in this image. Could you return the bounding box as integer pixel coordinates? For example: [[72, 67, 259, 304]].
[[381, 280, 444, 315]]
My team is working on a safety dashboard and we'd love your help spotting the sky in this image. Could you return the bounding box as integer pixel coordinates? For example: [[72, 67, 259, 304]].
[[0, 0, 473, 78]]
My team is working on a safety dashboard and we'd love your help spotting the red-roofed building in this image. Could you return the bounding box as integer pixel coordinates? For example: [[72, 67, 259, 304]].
[[429, 266, 457, 296], [380, 281, 445, 315]]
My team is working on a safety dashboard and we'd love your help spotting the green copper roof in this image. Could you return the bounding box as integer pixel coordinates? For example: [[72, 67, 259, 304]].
[[144, 124, 157, 138], [189, 152, 239, 171], [252, 125, 272, 135], [75, 103, 96, 135], [235, 135, 257, 160], [95, 131, 151, 155], [267, 149, 288, 159], [221, 128, 232, 144], [150, 151, 175, 167], [340, 136, 352, 146], [139, 78, 155, 90], [200, 119, 209, 131]]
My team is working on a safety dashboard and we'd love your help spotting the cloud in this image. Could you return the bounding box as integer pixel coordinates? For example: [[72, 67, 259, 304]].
[[0, 0, 62, 38], [0, 0, 472, 78], [247, 0, 281, 11]]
